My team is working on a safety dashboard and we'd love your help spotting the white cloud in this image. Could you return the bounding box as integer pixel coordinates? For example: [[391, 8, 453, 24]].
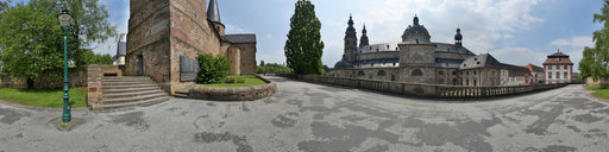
[[550, 36, 594, 48], [490, 47, 546, 65], [225, 24, 249, 33], [330, 0, 544, 56]]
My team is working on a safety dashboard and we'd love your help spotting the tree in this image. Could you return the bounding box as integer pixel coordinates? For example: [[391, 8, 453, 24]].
[[0, 3, 64, 87], [260, 60, 265, 66], [0, 0, 116, 88], [196, 54, 231, 84], [580, 0, 609, 87], [284, 0, 324, 75]]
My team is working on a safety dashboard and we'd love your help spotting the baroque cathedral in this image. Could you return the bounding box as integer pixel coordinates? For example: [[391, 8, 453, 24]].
[[333, 15, 531, 86]]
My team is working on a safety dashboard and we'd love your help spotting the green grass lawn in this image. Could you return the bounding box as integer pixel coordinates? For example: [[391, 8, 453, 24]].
[[586, 86, 609, 100], [203, 75, 267, 88], [0, 87, 87, 108]]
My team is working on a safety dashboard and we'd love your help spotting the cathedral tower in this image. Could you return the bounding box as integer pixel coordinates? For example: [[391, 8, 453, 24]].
[[344, 15, 358, 63], [207, 0, 225, 36], [359, 24, 369, 48], [454, 27, 463, 47]]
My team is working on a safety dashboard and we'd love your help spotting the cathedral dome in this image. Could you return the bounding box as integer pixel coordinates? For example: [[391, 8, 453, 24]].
[[334, 59, 353, 69], [401, 16, 431, 44]]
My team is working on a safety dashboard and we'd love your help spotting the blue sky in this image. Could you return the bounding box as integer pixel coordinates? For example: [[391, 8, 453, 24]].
[[15, 0, 602, 71]]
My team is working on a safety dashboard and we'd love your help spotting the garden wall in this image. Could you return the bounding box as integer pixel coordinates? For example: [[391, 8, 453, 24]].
[[297, 75, 567, 99], [0, 69, 87, 89], [185, 75, 277, 101]]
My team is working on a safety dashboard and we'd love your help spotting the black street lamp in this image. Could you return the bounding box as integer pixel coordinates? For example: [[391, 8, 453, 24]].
[[58, 8, 72, 123]]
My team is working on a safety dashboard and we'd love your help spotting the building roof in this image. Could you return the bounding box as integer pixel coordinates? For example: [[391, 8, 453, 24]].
[[501, 63, 531, 76], [543, 52, 573, 65], [207, 0, 221, 23], [548, 52, 569, 58], [334, 59, 353, 69], [459, 54, 503, 70], [223, 34, 256, 44], [523, 64, 544, 72], [433, 43, 475, 55], [402, 16, 431, 44]]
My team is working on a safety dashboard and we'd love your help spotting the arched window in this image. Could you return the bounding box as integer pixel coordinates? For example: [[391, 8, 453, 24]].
[[358, 71, 365, 76], [412, 69, 423, 76], [377, 70, 386, 76]]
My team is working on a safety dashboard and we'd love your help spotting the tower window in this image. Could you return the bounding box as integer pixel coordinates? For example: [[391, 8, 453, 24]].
[[412, 69, 423, 76], [378, 70, 386, 76]]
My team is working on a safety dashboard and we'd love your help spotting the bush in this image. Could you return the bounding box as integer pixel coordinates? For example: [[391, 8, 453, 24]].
[[196, 54, 231, 84], [256, 63, 294, 75], [224, 77, 236, 83]]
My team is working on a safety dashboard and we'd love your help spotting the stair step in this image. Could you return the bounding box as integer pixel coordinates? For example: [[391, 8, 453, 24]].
[[103, 90, 164, 99], [103, 84, 159, 89], [101, 93, 168, 104], [102, 77, 152, 82], [90, 96, 169, 111], [102, 81, 152, 86], [103, 87, 160, 94]]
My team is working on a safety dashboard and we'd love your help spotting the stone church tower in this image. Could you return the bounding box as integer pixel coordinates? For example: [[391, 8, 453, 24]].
[[126, 0, 258, 94], [344, 15, 358, 63], [359, 25, 369, 48]]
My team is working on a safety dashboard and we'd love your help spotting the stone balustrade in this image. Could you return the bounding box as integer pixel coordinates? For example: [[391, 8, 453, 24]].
[[297, 75, 567, 99]]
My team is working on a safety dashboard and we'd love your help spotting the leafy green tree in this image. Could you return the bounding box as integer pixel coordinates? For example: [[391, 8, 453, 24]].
[[260, 60, 265, 66], [0, 3, 64, 87], [84, 51, 114, 65], [0, 0, 116, 88], [580, 0, 609, 87], [284, 0, 324, 75]]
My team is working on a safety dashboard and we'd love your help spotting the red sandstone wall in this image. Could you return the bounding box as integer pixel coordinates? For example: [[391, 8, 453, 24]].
[[126, 0, 171, 90]]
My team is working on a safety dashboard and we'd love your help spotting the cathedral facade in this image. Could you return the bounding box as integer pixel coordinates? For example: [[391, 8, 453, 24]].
[[334, 15, 532, 86]]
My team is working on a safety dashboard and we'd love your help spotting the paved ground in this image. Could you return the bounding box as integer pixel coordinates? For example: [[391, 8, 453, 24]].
[[0, 76, 608, 152]]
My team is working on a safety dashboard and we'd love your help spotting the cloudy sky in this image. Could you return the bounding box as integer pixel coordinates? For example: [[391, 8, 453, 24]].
[[34, 0, 604, 71]]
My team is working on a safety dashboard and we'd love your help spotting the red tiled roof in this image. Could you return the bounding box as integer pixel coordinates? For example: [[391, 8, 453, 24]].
[[548, 52, 569, 57], [543, 57, 573, 65]]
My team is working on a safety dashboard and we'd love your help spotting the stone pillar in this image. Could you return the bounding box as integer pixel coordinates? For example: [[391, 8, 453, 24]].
[[87, 64, 103, 107], [227, 47, 241, 75]]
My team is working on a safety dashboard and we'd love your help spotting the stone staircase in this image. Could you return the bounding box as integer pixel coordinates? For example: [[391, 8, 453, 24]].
[[89, 76, 169, 110]]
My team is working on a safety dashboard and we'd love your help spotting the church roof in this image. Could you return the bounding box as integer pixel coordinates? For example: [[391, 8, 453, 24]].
[[433, 43, 475, 55], [207, 0, 221, 23], [223, 34, 256, 44], [334, 59, 353, 69], [459, 54, 503, 70]]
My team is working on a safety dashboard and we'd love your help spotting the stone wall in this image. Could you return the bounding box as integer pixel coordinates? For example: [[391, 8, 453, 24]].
[[0, 74, 26, 88], [232, 43, 257, 75], [126, 0, 172, 91], [87, 65, 103, 106], [0, 69, 87, 89], [186, 76, 277, 101], [298, 75, 567, 99]]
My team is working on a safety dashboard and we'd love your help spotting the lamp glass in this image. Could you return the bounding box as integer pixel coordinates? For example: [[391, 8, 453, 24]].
[[58, 11, 72, 27]]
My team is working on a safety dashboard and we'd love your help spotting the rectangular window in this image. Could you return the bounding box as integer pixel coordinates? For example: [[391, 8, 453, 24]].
[[556, 72, 560, 79], [549, 72, 552, 79], [564, 72, 568, 78], [548, 65, 552, 70], [564, 65, 568, 70]]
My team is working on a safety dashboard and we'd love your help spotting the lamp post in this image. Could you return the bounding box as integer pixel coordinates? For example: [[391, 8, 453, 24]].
[[58, 8, 72, 123]]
